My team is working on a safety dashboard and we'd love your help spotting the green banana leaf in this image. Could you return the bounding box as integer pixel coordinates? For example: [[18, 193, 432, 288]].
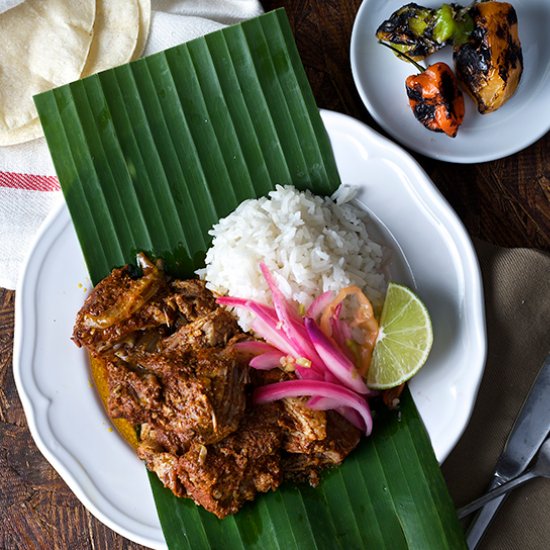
[[35, 9, 465, 550]]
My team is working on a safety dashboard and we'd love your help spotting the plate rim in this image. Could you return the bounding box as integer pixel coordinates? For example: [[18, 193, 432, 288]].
[[323, 109, 486, 460], [13, 200, 166, 550], [350, 0, 550, 163], [13, 109, 486, 549]]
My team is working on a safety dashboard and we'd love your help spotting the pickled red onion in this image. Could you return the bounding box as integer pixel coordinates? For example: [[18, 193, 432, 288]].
[[254, 380, 373, 436]]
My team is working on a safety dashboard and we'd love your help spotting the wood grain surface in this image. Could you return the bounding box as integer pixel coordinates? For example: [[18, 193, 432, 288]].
[[1, 1, 548, 549]]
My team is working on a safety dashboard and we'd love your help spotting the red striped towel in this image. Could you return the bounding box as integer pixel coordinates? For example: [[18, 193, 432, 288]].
[[0, 171, 60, 192], [0, 171, 61, 289]]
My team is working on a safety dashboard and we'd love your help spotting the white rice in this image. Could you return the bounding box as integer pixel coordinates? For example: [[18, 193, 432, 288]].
[[197, 185, 386, 331]]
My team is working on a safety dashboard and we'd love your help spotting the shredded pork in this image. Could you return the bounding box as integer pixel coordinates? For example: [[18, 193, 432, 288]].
[[73, 254, 360, 518]]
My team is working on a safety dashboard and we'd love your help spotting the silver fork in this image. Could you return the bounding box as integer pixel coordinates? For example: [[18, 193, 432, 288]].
[[465, 353, 550, 549], [458, 437, 550, 519]]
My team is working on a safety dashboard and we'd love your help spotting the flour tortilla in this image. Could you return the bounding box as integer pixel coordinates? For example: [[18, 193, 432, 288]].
[[0, 0, 95, 135], [82, 0, 140, 77], [0, 118, 42, 147], [132, 0, 152, 60]]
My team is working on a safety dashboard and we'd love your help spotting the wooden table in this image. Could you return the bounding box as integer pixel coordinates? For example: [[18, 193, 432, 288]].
[[0, 1, 548, 548]]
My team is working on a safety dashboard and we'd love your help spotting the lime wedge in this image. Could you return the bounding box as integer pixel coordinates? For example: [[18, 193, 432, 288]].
[[367, 283, 433, 390]]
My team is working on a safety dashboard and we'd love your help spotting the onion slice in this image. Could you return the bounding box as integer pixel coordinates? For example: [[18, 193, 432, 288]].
[[232, 340, 279, 355], [218, 274, 378, 437], [307, 396, 366, 432], [253, 379, 373, 436], [217, 296, 278, 323], [259, 263, 324, 369], [250, 317, 298, 358], [306, 290, 334, 321], [249, 351, 285, 370], [304, 317, 369, 395], [217, 296, 297, 356]]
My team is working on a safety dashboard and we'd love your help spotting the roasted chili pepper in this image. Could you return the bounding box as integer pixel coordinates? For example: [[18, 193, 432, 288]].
[[376, 2, 473, 60], [379, 41, 465, 137], [453, 1, 523, 113], [405, 61, 465, 137], [378, 1, 523, 114]]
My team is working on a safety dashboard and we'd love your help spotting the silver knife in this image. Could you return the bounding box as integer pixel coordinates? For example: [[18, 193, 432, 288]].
[[466, 353, 550, 549]]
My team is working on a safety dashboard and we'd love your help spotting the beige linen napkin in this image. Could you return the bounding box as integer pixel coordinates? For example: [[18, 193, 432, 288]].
[[442, 240, 550, 549]]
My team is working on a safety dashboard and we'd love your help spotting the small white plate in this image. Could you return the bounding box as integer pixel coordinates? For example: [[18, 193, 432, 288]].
[[351, 0, 550, 163], [14, 110, 486, 549]]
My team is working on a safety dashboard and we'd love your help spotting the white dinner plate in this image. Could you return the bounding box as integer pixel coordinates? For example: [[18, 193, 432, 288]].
[[14, 110, 486, 549], [350, 0, 550, 163]]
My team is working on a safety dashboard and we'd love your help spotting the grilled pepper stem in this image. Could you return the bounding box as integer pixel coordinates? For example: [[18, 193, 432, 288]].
[[376, 2, 473, 60]]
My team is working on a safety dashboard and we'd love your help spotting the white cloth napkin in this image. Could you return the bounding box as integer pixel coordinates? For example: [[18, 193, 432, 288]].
[[0, 0, 263, 289]]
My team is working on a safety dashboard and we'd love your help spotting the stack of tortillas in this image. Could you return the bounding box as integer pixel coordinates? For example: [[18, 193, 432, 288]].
[[0, 0, 151, 146], [0, 0, 264, 292]]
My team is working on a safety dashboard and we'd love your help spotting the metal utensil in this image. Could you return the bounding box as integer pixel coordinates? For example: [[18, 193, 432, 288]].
[[459, 437, 550, 519], [466, 353, 550, 549]]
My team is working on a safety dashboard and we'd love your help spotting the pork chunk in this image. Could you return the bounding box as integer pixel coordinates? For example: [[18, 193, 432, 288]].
[[74, 254, 364, 519], [282, 410, 361, 486], [108, 348, 248, 452], [160, 308, 241, 353], [175, 403, 283, 518], [73, 257, 174, 354]]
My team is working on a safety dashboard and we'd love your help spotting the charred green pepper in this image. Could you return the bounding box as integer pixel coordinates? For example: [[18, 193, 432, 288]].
[[376, 2, 473, 59]]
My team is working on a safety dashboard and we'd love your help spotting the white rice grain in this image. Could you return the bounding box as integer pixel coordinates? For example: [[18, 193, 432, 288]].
[[197, 185, 386, 331]]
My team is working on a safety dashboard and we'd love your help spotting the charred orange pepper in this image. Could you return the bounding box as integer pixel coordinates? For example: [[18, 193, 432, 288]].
[[405, 62, 465, 138]]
